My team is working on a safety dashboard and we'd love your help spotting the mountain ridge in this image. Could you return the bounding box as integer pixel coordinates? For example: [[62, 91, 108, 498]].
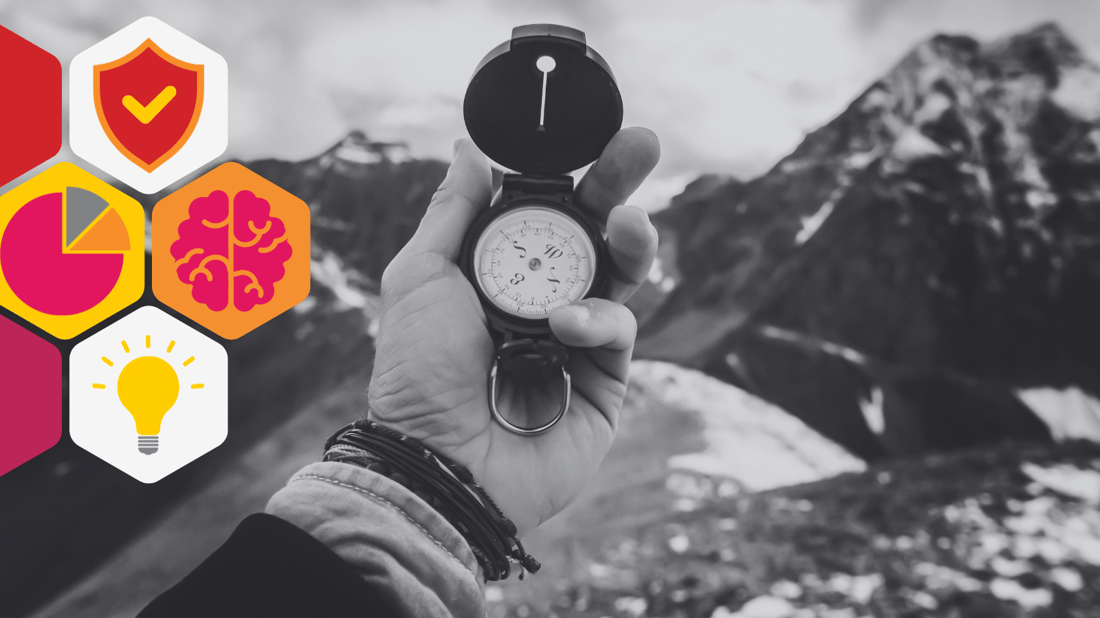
[[634, 22, 1100, 459]]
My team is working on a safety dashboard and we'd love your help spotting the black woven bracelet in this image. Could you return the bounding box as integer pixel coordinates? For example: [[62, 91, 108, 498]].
[[322, 418, 541, 581]]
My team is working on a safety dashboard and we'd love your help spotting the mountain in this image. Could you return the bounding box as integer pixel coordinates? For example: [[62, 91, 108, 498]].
[[0, 134, 439, 618], [8, 21, 1100, 618], [634, 23, 1100, 460]]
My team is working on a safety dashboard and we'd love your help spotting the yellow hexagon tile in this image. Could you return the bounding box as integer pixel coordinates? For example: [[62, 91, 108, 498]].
[[0, 162, 145, 339]]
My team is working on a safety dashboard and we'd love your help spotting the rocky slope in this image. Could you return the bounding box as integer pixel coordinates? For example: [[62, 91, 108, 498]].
[[492, 440, 1100, 618], [635, 23, 1100, 460]]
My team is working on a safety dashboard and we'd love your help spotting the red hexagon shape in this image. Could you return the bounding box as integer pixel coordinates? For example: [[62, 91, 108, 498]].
[[0, 25, 62, 188], [0, 314, 62, 477]]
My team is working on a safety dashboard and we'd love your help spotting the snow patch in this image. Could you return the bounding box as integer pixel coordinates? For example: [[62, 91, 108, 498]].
[[825, 573, 882, 604], [334, 145, 383, 165], [859, 387, 885, 435], [891, 127, 944, 161], [844, 150, 878, 170], [1017, 387, 1100, 442], [720, 596, 794, 618], [913, 91, 953, 125], [633, 361, 865, 491], [1052, 66, 1100, 122], [989, 578, 1052, 609], [1021, 462, 1100, 505], [309, 251, 382, 334], [758, 325, 868, 365], [794, 200, 835, 245], [311, 253, 370, 309]]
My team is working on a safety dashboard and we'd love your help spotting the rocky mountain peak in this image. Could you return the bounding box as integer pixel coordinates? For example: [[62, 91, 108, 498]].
[[636, 22, 1100, 460]]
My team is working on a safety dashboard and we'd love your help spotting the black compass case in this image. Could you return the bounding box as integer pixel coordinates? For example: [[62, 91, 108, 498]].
[[463, 24, 623, 175], [459, 24, 624, 336]]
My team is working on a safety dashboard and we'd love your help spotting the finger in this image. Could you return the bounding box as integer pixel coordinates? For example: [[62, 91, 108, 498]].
[[550, 298, 638, 431], [549, 298, 636, 353], [605, 204, 659, 303], [402, 138, 493, 262], [575, 127, 660, 224]]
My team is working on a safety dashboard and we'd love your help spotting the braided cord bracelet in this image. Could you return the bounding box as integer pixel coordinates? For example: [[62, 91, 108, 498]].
[[322, 418, 541, 581]]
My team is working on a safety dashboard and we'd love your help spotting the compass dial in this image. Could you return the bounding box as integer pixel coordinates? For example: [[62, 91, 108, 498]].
[[473, 205, 597, 319]]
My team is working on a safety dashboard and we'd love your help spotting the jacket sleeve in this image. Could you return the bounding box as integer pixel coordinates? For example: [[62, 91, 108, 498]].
[[138, 462, 486, 618]]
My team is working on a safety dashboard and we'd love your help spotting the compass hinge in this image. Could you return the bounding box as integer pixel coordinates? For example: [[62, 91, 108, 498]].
[[501, 173, 574, 200]]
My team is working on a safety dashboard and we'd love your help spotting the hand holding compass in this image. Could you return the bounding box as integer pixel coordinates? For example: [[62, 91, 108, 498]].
[[367, 25, 659, 536]]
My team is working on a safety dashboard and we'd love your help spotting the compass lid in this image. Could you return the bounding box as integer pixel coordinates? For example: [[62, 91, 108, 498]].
[[464, 24, 623, 175]]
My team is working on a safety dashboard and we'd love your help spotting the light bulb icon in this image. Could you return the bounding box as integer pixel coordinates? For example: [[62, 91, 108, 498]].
[[70, 306, 227, 483], [93, 334, 204, 455], [118, 356, 179, 454]]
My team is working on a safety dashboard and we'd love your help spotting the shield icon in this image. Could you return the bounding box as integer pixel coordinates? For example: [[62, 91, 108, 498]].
[[94, 39, 204, 173]]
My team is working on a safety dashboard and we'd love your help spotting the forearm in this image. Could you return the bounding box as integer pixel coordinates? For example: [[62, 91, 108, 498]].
[[265, 461, 487, 618]]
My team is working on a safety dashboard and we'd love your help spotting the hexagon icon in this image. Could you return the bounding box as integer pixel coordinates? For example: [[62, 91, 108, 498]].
[[70, 16, 228, 194], [153, 162, 310, 339], [0, 314, 61, 477], [70, 306, 228, 483], [0, 163, 145, 340], [0, 25, 62, 188]]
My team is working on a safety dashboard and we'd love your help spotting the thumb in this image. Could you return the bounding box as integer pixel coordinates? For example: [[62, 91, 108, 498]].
[[403, 138, 493, 262]]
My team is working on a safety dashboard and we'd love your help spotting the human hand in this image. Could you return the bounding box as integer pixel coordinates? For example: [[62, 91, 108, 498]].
[[368, 128, 660, 536]]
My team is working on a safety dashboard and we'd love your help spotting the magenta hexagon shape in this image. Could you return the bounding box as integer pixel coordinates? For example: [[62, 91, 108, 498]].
[[0, 314, 62, 476]]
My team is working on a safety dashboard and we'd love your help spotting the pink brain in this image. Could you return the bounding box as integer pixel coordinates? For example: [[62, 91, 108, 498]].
[[171, 190, 293, 312]]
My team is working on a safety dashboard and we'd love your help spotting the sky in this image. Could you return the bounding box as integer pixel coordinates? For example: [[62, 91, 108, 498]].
[[2, 0, 1100, 209]]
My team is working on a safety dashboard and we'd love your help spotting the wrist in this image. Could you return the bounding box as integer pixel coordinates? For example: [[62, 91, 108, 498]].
[[322, 418, 541, 581]]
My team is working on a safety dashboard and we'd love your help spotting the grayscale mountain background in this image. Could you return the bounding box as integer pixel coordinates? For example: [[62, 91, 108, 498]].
[[2, 7, 1100, 618]]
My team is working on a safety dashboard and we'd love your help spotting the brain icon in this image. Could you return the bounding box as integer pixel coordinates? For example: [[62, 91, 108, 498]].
[[170, 190, 293, 312]]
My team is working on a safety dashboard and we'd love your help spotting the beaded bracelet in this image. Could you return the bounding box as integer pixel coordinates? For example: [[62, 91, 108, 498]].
[[322, 418, 541, 581]]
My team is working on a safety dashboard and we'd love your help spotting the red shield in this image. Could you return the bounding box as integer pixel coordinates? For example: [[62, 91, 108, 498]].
[[94, 39, 203, 173]]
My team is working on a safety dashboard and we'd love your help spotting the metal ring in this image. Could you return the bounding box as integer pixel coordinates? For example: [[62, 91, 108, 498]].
[[488, 358, 570, 436]]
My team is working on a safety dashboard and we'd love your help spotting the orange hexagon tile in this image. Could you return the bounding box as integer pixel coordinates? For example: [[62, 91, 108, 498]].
[[0, 163, 145, 339], [152, 162, 310, 339]]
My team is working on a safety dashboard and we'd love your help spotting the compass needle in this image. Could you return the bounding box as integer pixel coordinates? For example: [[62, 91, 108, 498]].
[[536, 55, 556, 129]]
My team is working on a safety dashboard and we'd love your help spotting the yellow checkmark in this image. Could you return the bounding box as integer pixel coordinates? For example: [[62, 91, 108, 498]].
[[122, 86, 177, 124]]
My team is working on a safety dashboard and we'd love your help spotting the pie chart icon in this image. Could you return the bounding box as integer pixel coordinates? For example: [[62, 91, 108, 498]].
[[1, 187, 131, 316]]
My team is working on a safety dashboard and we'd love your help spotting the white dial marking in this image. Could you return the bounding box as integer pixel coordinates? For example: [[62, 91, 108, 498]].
[[474, 205, 596, 319]]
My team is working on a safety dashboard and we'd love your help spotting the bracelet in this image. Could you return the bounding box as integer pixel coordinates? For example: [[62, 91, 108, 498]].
[[322, 418, 541, 581]]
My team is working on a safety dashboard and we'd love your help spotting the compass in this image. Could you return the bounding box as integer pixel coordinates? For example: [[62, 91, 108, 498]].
[[459, 24, 622, 435], [472, 206, 597, 319]]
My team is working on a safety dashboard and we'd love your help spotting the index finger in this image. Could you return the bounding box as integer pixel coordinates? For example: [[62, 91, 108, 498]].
[[574, 127, 661, 224], [401, 138, 493, 262]]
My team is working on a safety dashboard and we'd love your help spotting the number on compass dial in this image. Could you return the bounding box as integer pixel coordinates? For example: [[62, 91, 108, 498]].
[[473, 205, 597, 319]]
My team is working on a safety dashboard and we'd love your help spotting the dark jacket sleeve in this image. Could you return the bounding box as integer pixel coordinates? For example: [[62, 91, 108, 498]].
[[136, 513, 401, 618]]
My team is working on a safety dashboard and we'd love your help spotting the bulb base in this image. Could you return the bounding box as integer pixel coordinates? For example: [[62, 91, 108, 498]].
[[138, 435, 159, 455]]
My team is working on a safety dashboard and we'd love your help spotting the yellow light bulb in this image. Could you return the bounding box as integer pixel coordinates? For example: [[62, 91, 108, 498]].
[[117, 356, 179, 455]]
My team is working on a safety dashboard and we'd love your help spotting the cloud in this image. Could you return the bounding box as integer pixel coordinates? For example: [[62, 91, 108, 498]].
[[2, 0, 1098, 208]]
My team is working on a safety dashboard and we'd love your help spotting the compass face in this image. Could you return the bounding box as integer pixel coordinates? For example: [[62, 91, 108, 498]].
[[473, 205, 597, 319]]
